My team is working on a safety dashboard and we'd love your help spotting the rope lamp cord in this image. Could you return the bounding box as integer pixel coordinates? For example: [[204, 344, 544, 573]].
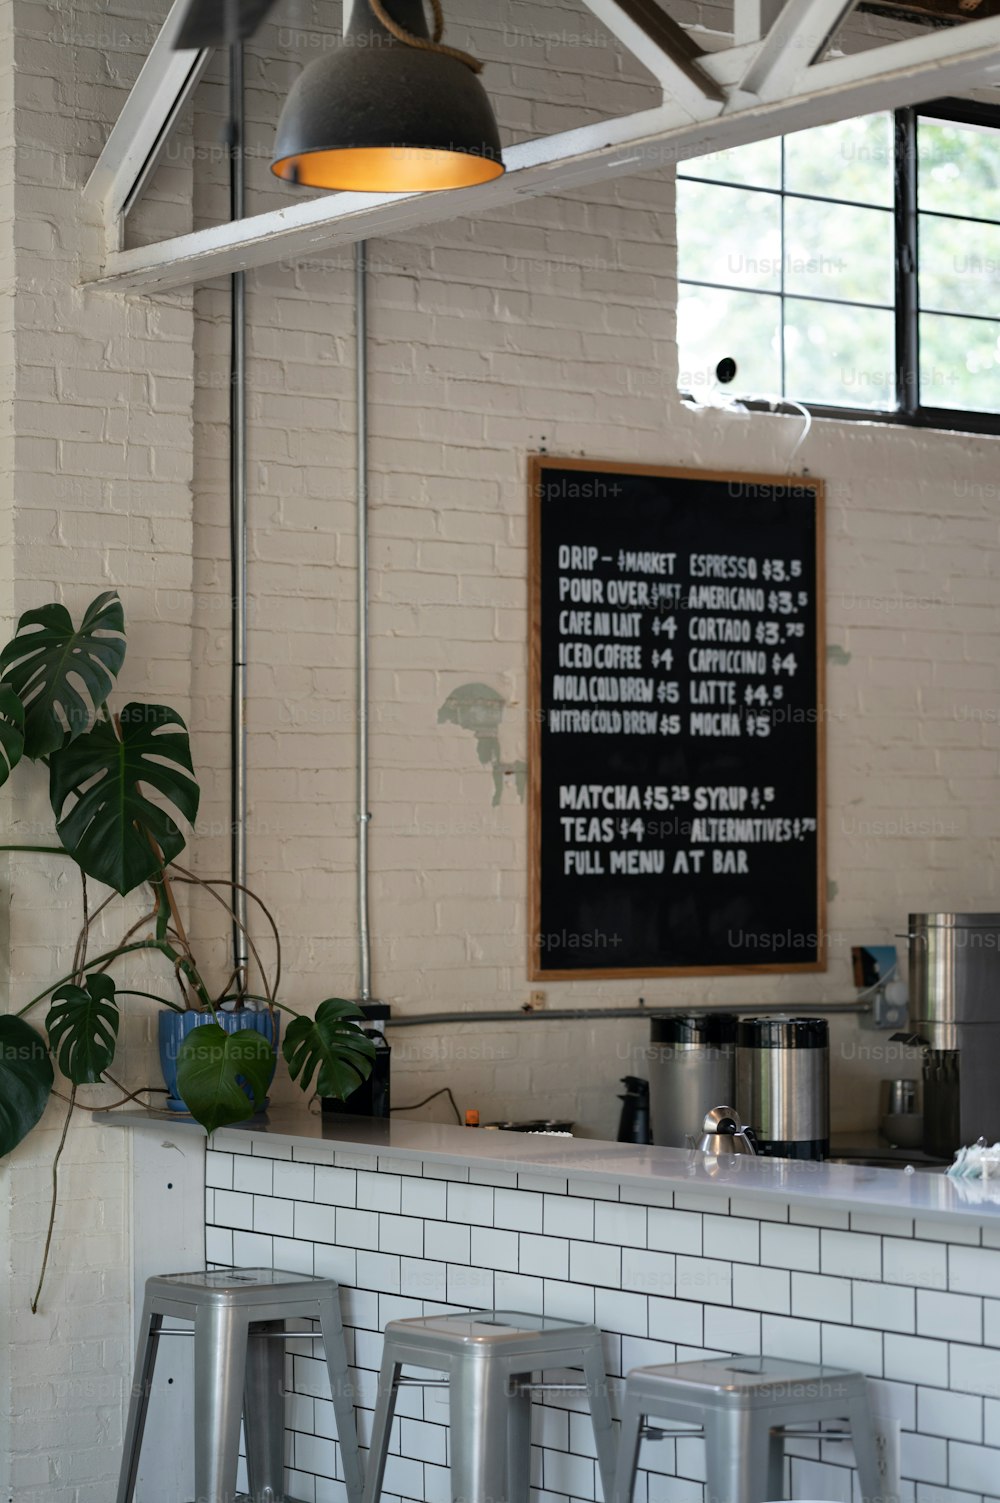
[[368, 0, 485, 74]]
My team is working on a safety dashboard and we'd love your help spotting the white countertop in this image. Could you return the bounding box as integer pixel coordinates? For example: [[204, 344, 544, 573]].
[[95, 1106, 1000, 1225]]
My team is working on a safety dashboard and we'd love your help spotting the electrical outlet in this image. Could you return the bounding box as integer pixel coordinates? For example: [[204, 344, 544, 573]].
[[873, 985, 908, 1031]]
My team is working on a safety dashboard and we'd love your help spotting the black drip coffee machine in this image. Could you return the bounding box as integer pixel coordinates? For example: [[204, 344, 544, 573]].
[[322, 1003, 391, 1118]]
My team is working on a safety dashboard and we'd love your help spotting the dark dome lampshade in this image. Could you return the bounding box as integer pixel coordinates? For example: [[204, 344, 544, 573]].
[[271, 0, 504, 193]]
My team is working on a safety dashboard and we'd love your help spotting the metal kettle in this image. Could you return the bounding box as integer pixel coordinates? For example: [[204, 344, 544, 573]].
[[693, 1105, 758, 1156]]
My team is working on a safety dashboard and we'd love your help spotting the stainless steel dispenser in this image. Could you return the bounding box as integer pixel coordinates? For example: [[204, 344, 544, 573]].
[[905, 913, 1000, 1157], [736, 1016, 830, 1159], [648, 1014, 737, 1147]]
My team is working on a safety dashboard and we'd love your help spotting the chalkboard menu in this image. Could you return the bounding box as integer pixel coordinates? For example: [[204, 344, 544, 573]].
[[529, 457, 825, 979]]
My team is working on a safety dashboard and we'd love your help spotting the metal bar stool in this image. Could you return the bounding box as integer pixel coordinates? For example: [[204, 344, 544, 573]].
[[613, 1355, 889, 1503], [116, 1268, 363, 1503], [362, 1310, 617, 1503]]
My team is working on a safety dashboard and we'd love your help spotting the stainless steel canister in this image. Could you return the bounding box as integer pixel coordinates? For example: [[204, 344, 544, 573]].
[[647, 1014, 737, 1148], [736, 1016, 830, 1160], [906, 913, 1000, 1156], [908, 913, 1000, 1046]]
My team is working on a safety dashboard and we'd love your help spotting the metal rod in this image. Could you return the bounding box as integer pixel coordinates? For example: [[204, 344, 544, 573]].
[[770, 1427, 851, 1440], [517, 1383, 589, 1394], [151, 1328, 325, 1340], [229, 41, 249, 985], [248, 1332, 325, 1340], [356, 240, 372, 1005], [385, 1002, 869, 1029]]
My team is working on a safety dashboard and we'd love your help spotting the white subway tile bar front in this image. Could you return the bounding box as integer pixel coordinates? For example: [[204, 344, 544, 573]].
[[196, 1124, 1000, 1503]]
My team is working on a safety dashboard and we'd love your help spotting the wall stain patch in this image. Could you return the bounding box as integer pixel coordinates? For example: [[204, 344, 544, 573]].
[[828, 879, 839, 901], [438, 683, 527, 806], [827, 644, 851, 666]]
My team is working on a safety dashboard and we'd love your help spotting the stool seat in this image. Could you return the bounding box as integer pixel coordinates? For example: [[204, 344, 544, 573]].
[[116, 1267, 363, 1503], [148, 1265, 332, 1305], [613, 1354, 895, 1503], [153, 1266, 323, 1290], [364, 1309, 616, 1503], [383, 1308, 604, 1355], [626, 1355, 859, 1406]]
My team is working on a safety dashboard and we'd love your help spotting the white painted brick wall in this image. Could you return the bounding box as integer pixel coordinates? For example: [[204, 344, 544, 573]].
[[206, 1135, 1000, 1503], [3, 4, 196, 1499]]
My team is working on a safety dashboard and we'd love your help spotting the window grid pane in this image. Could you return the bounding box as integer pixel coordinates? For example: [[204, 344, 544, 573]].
[[783, 113, 894, 209], [918, 116, 1000, 224], [677, 107, 1000, 426], [917, 113, 1000, 411], [677, 113, 897, 409], [918, 213, 1000, 319]]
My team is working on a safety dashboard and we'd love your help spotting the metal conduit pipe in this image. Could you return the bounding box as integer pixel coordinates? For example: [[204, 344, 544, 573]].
[[385, 1001, 869, 1028], [356, 241, 373, 1004], [229, 41, 249, 983]]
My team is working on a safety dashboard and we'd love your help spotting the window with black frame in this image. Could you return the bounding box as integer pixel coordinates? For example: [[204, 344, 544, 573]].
[[676, 102, 1000, 433]]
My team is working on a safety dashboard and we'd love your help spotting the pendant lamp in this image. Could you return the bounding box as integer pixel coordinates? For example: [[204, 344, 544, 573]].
[[271, 0, 504, 192]]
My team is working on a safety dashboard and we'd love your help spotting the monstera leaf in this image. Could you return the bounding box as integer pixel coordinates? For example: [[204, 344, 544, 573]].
[[0, 592, 125, 759], [49, 703, 200, 896], [46, 974, 120, 1085], [0, 1017, 54, 1157], [283, 999, 376, 1100], [176, 1025, 276, 1135], [0, 685, 24, 788]]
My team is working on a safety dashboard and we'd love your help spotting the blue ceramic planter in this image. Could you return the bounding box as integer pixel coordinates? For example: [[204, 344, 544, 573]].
[[158, 1008, 280, 1115]]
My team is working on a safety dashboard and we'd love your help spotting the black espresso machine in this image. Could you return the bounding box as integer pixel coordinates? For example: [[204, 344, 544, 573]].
[[322, 1003, 391, 1117]]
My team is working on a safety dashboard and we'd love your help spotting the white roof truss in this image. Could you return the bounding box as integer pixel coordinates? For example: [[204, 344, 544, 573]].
[[736, 0, 861, 101], [83, 0, 211, 246], [83, 0, 1000, 294]]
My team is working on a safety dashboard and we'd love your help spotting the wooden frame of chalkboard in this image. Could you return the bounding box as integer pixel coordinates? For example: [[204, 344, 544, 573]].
[[528, 455, 826, 981]]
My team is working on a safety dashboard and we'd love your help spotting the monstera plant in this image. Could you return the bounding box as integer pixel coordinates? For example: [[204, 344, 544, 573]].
[[0, 591, 374, 1307]]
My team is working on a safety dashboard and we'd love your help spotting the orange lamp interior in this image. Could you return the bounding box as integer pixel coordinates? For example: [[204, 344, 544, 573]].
[[272, 146, 505, 192]]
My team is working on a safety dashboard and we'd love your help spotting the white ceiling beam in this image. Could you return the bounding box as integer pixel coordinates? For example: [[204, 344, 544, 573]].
[[578, 0, 726, 115], [89, 104, 687, 292], [87, 8, 1000, 295], [82, 0, 210, 238], [733, 0, 786, 47], [800, 13, 1000, 90], [736, 0, 859, 101]]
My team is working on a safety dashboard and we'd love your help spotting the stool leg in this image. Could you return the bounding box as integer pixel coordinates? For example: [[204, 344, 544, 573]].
[[504, 1373, 532, 1503], [582, 1342, 617, 1503], [244, 1320, 286, 1503], [848, 1397, 892, 1503], [766, 1426, 785, 1501], [449, 1355, 511, 1503], [611, 1391, 645, 1503], [194, 1303, 250, 1503], [703, 1408, 773, 1503], [361, 1351, 402, 1503], [317, 1288, 364, 1503], [115, 1298, 162, 1503]]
